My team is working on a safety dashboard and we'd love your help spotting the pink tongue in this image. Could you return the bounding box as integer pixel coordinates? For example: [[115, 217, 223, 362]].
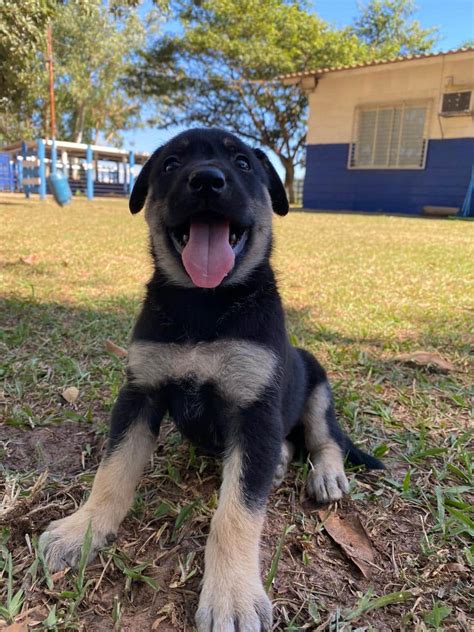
[[182, 220, 235, 288]]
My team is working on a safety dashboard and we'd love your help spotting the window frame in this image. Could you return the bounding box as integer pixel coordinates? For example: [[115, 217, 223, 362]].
[[348, 100, 431, 170]]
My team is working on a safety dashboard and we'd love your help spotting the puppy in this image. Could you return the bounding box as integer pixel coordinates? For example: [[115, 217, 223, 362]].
[[40, 128, 382, 631]]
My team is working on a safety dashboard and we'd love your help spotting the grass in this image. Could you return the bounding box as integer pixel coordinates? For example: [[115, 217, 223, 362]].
[[0, 193, 473, 631]]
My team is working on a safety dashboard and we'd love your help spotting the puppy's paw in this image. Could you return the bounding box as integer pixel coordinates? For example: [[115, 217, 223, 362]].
[[196, 582, 272, 632], [307, 465, 349, 503], [39, 510, 116, 571], [272, 440, 294, 488]]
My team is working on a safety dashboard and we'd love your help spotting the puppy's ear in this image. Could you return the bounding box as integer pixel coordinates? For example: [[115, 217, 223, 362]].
[[129, 147, 162, 214], [253, 148, 289, 216]]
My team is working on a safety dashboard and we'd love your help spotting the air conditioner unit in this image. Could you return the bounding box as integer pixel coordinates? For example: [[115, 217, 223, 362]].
[[440, 91, 473, 116]]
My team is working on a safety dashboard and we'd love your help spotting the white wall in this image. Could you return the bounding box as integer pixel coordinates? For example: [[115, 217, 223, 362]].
[[307, 52, 474, 145]]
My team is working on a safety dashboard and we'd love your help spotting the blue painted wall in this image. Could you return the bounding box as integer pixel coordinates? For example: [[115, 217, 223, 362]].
[[303, 138, 474, 215]]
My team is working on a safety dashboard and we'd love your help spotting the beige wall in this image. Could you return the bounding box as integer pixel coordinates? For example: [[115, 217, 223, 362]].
[[307, 52, 474, 145]]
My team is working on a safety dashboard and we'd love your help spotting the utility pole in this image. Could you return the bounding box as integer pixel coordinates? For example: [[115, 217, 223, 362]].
[[46, 24, 56, 139]]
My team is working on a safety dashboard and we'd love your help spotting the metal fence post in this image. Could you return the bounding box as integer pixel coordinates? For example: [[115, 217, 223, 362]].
[[22, 141, 30, 198], [128, 150, 135, 195], [17, 155, 23, 192], [86, 145, 94, 200], [51, 138, 57, 175], [37, 138, 46, 200]]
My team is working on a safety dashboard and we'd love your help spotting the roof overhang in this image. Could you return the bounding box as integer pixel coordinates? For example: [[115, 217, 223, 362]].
[[279, 46, 474, 88]]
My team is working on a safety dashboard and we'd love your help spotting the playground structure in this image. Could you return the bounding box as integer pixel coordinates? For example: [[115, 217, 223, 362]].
[[0, 139, 149, 199]]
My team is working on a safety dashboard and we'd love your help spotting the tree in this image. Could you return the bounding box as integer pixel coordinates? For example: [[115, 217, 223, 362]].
[[129, 0, 369, 202], [351, 0, 438, 57], [52, 1, 147, 145], [0, 1, 151, 146], [0, 0, 56, 143]]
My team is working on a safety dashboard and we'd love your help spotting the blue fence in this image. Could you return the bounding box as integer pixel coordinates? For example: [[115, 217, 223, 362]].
[[0, 153, 14, 192]]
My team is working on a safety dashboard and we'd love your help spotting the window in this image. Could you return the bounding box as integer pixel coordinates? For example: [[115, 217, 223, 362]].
[[349, 102, 429, 169]]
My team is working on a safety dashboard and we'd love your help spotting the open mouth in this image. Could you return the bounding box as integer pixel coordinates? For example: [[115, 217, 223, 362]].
[[168, 219, 249, 288]]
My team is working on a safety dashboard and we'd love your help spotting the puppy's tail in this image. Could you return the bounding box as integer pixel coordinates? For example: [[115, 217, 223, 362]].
[[344, 436, 385, 470]]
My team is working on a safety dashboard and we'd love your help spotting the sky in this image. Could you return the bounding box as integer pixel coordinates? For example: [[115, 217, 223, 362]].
[[122, 0, 474, 169]]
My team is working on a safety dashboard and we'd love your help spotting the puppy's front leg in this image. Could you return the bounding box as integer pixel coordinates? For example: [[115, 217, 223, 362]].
[[40, 385, 165, 570], [196, 408, 281, 632]]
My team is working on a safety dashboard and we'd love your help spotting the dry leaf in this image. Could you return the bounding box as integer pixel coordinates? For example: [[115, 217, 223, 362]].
[[20, 254, 38, 265], [443, 562, 467, 573], [319, 510, 375, 578], [105, 339, 128, 357], [393, 351, 457, 373], [2, 624, 28, 632], [61, 386, 79, 403]]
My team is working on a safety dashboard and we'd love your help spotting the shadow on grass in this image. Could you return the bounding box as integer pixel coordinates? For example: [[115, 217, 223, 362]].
[[2, 295, 138, 349], [3, 295, 469, 362], [285, 306, 471, 355]]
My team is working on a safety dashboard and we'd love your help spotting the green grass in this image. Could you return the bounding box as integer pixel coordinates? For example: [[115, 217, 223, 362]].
[[1, 194, 473, 631]]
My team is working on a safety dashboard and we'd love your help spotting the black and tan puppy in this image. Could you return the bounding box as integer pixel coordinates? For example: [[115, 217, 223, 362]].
[[40, 128, 382, 631]]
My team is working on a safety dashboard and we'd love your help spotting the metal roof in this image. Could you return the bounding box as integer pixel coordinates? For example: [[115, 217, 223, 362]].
[[280, 46, 474, 84], [0, 139, 150, 163]]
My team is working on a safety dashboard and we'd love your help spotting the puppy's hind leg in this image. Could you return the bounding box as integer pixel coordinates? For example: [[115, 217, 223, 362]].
[[303, 381, 349, 502], [298, 350, 349, 503], [40, 386, 165, 570]]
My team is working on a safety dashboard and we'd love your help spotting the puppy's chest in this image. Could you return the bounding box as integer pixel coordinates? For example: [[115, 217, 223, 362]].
[[128, 339, 277, 406]]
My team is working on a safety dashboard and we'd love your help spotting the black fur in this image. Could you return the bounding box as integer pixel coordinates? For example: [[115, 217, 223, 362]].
[[113, 127, 382, 514]]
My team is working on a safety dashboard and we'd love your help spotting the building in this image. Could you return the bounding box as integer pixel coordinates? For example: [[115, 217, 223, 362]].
[[0, 139, 149, 199], [282, 47, 474, 215]]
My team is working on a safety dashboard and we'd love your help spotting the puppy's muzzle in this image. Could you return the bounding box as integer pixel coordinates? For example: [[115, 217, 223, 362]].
[[188, 167, 226, 195]]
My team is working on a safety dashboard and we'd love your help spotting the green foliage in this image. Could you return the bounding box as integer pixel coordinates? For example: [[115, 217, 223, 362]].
[[130, 0, 436, 200], [130, 0, 368, 200], [0, 0, 56, 142], [351, 0, 439, 57], [0, 0, 151, 145], [52, 1, 147, 145]]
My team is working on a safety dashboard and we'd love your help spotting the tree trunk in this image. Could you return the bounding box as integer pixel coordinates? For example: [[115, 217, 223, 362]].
[[281, 157, 295, 205], [74, 103, 85, 144]]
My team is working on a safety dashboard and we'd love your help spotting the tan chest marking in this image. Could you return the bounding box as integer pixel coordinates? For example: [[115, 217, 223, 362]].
[[128, 340, 277, 405]]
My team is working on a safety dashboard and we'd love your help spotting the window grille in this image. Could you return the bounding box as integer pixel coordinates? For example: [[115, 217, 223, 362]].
[[349, 103, 428, 169]]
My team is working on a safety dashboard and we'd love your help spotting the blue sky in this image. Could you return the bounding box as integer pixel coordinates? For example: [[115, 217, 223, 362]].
[[122, 0, 474, 165]]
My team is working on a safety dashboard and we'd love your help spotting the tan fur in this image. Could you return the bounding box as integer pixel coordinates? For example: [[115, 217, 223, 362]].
[[145, 198, 196, 288], [225, 194, 273, 287], [144, 192, 273, 289], [273, 439, 295, 487], [302, 383, 349, 502], [196, 448, 272, 631], [39, 421, 156, 570], [128, 339, 277, 406]]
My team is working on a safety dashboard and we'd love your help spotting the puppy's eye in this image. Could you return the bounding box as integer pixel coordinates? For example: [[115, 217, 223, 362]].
[[235, 155, 251, 171], [163, 156, 181, 173]]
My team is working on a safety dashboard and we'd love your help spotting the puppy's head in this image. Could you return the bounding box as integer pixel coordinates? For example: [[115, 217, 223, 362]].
[[129, 128, 288, 289]]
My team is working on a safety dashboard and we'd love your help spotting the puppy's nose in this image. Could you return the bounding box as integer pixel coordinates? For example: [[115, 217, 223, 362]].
[[188, 167, 226, 194]]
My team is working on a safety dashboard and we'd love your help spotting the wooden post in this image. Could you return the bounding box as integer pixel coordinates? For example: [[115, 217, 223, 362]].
[[46, 25, 56, 140]]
